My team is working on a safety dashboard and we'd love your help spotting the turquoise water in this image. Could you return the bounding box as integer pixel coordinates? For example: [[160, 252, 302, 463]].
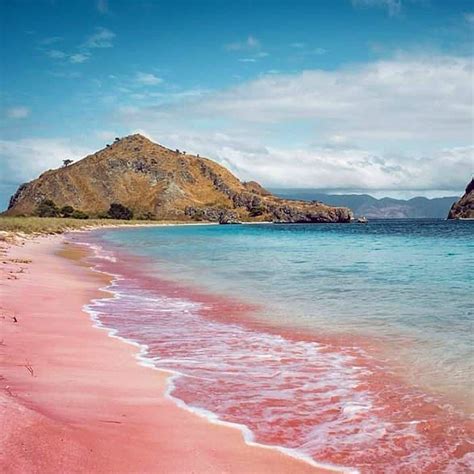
[[98, 220, 473, 409], [78, 219, 473, 471]]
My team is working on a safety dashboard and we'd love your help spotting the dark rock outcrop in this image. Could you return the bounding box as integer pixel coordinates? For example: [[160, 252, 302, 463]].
[[447, 179, 474, 219], [6, 134, 352, 223]]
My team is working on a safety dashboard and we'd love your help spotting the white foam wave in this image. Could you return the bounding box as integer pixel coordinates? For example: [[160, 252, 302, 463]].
[[76, 237, 353, 473]]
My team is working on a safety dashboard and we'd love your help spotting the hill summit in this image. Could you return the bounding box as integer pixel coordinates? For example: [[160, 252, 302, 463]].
[[7, 134, 352, 223]]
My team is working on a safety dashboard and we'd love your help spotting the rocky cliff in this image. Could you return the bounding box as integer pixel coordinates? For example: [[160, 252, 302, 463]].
[[447, 178, 474, 219], [6, 134, 352, 223]]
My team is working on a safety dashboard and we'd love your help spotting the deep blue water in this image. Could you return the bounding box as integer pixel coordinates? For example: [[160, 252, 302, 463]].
[[98, 219, 473, 410]]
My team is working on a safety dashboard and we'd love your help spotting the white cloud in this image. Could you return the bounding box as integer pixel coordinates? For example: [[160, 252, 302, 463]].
[[0, 138, 92, 185], [83, 27, 115, 49], [115, 53, 473, 193], [135, 72, 163, 86], [352, 0, 402, 16], [145, 54, 471, 142], [6, 106, 30, 119], [69, 53, 90, 63]]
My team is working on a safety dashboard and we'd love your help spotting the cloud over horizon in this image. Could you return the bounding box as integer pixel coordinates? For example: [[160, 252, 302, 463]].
[[111, 53, 472, 194]]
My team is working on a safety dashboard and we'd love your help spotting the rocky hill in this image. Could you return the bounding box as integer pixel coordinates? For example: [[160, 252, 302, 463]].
[[6, 134, 352, 223], [447, 178, 474, 219]]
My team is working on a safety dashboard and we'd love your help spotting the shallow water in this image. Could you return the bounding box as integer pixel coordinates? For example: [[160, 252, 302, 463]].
[[73, 219, 474, 472]]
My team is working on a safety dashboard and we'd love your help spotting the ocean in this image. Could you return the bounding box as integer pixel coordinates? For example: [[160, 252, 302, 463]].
[[72, 219, 473, 472]]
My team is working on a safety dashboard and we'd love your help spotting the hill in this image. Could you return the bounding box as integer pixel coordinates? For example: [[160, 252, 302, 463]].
[[271, 189, 458, 219], [6, 134, 352, 223], [447, 178, 474, 219]]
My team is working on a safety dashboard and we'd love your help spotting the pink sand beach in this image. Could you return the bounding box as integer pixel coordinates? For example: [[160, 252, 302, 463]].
[[0, 236, 334, 473]]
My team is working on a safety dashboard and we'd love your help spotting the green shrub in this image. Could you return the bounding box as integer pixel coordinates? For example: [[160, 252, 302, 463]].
[[60, 205, 75, 217], [35, 199, 59, 217], [137, 211, 156, 220], [107, 203, 133, 220], [71, 210, 89, 219]]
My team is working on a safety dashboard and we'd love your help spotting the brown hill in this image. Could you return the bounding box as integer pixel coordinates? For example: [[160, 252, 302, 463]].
[[7, 134, 352, 223], [447, 178, 474, 219]]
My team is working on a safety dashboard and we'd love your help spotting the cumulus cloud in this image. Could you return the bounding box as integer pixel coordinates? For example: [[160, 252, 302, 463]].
[[115, 53, 472, 194], [125, 54, 473, 142], [135, 72, 163, 86], [6, 106, 30, 119]]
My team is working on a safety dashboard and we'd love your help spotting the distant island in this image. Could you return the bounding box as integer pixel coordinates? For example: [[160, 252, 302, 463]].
[[6, 134, 352, 224], [272, 189, 459, 219]]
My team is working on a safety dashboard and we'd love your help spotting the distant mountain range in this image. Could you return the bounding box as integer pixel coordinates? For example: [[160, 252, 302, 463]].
[[271, 189, 459, 219]]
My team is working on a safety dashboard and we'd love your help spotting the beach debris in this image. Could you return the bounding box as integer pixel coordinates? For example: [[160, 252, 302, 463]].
[[24, 361, 34, 377]]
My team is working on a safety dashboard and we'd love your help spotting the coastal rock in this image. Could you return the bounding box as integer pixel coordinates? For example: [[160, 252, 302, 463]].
[[5, 134, 352, 223], [447, 178, 474, 219]]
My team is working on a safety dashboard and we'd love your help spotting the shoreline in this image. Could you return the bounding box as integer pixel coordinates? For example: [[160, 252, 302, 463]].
[[0, 234, 337, 473], [81, 242, 349, 473]]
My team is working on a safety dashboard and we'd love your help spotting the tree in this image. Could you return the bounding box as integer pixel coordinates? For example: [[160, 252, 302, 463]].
[[60, 205, 75, 217], [71, 210, 89, 219], [107, 203, 133, 220], [62, 159, 74, 167], [35, 199, 59, 217]]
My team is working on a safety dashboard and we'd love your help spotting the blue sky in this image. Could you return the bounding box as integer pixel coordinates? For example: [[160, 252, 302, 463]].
[[1, 0, 473, 209]]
